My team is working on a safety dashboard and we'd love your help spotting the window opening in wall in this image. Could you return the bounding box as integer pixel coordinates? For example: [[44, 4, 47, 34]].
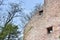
[[39, 10, 43, 15], [47, 26, 53, 34]]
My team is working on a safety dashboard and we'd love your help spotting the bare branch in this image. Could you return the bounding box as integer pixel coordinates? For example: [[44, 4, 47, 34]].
[[5, 3, 22, 26], [0, 0, 3, 5]]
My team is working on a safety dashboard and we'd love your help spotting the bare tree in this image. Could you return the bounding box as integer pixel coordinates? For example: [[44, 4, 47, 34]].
[[5, 3, 22, 27], [0, 2, 23, 40]]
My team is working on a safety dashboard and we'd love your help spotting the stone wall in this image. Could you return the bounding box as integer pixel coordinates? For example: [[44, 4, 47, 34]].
[[24, 0, 60, 40]]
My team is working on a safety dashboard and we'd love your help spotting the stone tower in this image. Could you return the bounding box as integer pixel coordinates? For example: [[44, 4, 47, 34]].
[[24, 0, 60, 40]]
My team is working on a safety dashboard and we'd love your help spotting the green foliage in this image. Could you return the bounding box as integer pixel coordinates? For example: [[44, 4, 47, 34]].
[[0, 23, 18, 40]]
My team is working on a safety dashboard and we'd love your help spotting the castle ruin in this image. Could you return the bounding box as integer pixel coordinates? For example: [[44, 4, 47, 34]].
[[24, 0, 60, 40]]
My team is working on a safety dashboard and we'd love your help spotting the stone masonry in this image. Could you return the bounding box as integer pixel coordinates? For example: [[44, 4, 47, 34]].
[[24, 0, 60, 40]]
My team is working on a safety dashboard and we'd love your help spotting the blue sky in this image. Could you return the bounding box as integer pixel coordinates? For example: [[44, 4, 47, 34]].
[[22, 0, 44, 13], [20, 0, 44, 30], [12, 0, 44, 30], [0, 0, 44, 39], [0, 0, 44, 31]]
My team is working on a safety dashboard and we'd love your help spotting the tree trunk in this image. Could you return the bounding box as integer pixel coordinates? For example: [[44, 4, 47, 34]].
[[8, 34, 11, 40]]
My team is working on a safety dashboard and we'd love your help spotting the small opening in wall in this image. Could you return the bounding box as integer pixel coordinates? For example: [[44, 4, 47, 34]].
[[39, 10, 43, 15], [47, 26, 53, 34]]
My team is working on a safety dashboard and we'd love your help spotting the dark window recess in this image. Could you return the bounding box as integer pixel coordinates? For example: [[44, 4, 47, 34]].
[[47, 26, 53, 34], [39, 10, 43, 15]]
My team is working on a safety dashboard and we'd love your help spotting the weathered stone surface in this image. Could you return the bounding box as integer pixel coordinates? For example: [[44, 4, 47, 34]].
[[24, 0, 60, 40]]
